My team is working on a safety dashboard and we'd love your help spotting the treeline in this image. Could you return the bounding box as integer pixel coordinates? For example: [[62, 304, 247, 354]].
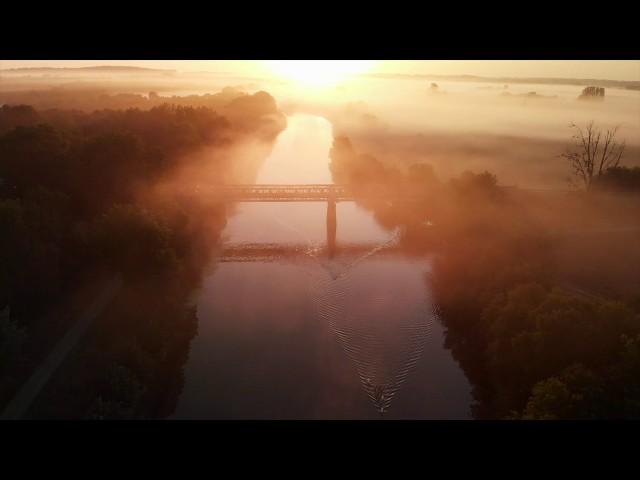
[[330, 135, 640, 419], [592, 166, 640, 193], [0, 86, 266, 116], [0, 91, 286, 417]]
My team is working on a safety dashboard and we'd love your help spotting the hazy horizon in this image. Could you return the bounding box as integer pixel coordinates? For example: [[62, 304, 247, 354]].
[[2, 60, 639, 82]]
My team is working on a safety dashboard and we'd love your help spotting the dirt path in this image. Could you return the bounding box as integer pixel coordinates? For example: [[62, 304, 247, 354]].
[[1, 274, 123, 420]]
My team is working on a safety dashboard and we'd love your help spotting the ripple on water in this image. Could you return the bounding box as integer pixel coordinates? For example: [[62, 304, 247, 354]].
[[305, 234, 435, 415]]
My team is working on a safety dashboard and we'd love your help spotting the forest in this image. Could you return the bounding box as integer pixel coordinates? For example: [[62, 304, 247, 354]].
[[0, 92, 286, 418], [329, 134, 640, 419]]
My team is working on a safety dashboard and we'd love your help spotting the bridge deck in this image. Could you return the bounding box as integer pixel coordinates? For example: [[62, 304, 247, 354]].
[[194, 184, 574, 203], [200, 184, 354, 202]]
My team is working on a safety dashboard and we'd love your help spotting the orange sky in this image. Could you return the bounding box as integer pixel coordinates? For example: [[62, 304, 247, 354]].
[[1, 60, 639, 81]]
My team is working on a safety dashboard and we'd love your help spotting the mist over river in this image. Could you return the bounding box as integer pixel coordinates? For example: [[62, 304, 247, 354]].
[[171, 114, 471, 419]]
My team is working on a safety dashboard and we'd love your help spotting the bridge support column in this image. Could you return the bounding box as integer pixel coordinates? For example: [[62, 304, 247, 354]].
[[327, 198, 337, 258]]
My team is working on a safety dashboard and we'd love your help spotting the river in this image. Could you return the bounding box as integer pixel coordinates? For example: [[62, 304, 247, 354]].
[[172, 114, 472, 419]]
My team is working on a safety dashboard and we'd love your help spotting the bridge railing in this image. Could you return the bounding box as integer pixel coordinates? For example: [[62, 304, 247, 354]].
[[197, 184, 354, 201], [190, 183, 576, 202]]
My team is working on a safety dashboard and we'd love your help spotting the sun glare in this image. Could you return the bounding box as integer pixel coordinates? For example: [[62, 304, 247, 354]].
[[264, 60, 376, 87]]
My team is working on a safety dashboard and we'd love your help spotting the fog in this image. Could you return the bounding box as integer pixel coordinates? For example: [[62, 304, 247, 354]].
[[273, 77, 640, 188], [2, 62, 640, 420], [1, 63, 639, 188]]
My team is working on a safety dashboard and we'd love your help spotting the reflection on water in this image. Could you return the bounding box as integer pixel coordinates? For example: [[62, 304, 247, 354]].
[[172, 114, 471, 419]]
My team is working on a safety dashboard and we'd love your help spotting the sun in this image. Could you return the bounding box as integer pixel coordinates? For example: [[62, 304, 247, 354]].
[[263, 60, 376, 88]]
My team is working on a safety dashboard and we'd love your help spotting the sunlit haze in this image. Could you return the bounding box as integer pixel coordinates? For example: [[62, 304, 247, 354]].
[[1, 59, 639, 422], [263, 60, 377, 87]]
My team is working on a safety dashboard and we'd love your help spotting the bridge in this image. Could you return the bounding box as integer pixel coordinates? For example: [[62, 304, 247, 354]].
[[202, 184, 353, 202], [198, 184, 354, 258]]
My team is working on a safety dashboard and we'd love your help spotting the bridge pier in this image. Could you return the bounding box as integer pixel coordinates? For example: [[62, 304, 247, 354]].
[[327, 198, 337, 258]]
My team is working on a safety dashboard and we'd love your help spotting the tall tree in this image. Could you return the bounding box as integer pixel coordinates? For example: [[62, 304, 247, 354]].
[[561, 121, 626, 190]]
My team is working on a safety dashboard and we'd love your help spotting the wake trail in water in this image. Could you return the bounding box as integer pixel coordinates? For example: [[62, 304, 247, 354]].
[[302, 228, 434, 415]]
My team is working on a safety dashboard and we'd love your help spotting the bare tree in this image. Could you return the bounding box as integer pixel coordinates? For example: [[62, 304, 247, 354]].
[[561, 121, 626, 190]]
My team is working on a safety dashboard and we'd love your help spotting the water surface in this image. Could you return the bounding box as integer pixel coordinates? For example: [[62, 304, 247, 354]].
[[172, 114, 471, 419]]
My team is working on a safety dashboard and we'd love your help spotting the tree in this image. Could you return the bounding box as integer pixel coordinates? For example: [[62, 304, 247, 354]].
[[522, 364, 605, 419], [450, 170, 501, 200], [561, 121, 626, 190], [86, 204, 178, 278], [0, 124, 70, 195], [592, 166, 640, 193]]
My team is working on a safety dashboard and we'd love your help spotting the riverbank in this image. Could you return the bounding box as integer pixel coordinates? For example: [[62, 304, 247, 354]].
[[327, 133, 640, 419]]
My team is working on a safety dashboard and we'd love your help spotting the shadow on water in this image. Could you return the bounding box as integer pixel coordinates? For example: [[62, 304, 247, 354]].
[[326, 198, 337, 259]]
